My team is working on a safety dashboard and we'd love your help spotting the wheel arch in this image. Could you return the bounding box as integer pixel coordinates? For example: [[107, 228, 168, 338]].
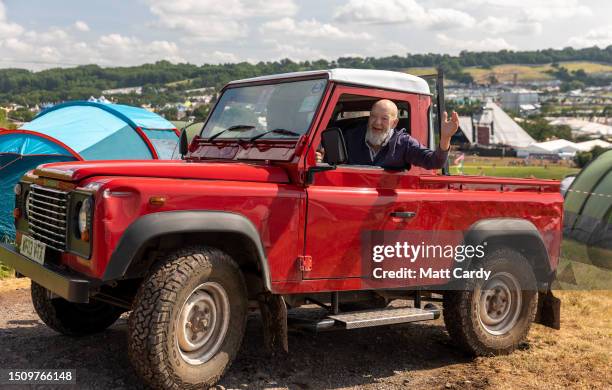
[[102, 211, 271, 292], [462, 218, 554, 284]]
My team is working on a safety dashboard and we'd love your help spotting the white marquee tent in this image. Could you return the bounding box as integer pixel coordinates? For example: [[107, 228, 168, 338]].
[[457, 101, 535, 148]]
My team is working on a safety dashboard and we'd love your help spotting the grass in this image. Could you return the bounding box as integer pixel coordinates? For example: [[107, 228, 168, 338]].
[[556, 239, 612, 290], [0, 262, 13, 279], [403, 67, 437, 76], [453, 163, 579, 180], [469, 290, 612, 389], [463, 61, 612, 84], [560, 61, 612, 73], [172, 120, 203, 142], [0, 235, 15, 279], [466, 64, 555, 83], [165, 78, 197, 87]]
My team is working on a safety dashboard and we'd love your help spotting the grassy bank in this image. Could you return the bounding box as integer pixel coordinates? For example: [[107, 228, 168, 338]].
[[0, 263, 13, 279]]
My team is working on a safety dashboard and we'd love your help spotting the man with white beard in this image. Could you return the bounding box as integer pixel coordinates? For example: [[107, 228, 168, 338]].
[[318, 99, 459, 169]]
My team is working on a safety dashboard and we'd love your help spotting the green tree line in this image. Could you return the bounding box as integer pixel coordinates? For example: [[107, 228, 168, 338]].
[[1, 46, 611, 106]]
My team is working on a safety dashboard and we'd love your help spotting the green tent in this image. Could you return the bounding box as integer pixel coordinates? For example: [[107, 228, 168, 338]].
[[564, 150, 612, 270]]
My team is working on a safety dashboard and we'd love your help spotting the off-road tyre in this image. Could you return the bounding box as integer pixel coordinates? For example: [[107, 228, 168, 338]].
[[128, 246, 247, 390], [443, 247, 538, 356], [31, 281, 123, 336]]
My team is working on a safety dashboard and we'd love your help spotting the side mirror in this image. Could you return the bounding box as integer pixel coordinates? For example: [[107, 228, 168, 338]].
[[306, 127, 347, 185], [179, 129, 189, 158], [320, 127, 348, 165]]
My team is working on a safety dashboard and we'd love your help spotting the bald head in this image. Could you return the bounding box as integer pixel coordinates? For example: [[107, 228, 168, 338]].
[[371, 99, 398, 119], [366, 99, 399, 147]]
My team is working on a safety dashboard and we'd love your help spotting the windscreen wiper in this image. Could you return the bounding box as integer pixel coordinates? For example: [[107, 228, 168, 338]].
[[208, 125, 255, 142], [248, 128, 301, 142]]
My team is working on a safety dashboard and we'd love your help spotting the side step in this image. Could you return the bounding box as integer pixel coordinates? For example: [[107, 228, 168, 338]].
[[328, 306, 440, 329], [288, 304, 440, 332]]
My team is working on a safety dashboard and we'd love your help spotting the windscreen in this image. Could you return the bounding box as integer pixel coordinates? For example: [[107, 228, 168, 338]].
[[201, 78, 327, 140]]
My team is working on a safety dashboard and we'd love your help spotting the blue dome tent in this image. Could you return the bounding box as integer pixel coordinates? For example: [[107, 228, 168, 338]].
[[0, 101, 178, 240]]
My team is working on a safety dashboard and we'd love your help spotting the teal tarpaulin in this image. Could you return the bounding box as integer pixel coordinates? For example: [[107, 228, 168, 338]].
[[0, 101, 178, 240]]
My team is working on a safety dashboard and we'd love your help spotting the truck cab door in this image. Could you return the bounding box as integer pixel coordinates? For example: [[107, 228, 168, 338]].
[[302, 85, 429, 282]]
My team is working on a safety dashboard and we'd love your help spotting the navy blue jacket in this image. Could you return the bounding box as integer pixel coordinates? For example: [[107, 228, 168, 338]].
[[342, 124, 449, 170]]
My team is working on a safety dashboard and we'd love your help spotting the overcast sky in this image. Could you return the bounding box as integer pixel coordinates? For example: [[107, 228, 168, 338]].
[[1, 0, 611, 71]]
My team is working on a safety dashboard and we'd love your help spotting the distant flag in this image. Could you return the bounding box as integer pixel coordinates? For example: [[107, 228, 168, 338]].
[[453, 153, 465, 165], [454, 153, 465, 174]]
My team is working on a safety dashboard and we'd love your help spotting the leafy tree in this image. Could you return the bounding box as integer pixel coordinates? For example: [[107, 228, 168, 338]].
[[159, 107, 178, 121], [445, 99, 482, 115], [560, 80, 586, 92], [573, 146, 609, 168], [522, 117, 574, 141], [574, 151, 592, 168], [9, 108, 35, 123], [191, 104, 210, 120]]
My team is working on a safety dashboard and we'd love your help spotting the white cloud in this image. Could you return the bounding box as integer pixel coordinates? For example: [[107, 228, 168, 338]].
[[1, 37, 31, 54], [521, 2, 591, 22], [568, 26, 612, 48], [261, 18, 371, 40], [74, 21, 90, 32], [145, 0, 298, 41], [0, 29, 187, 69], [205, 51, 239, 64], [334, 0, 475, 29], [96, 34, 186, 64], [269, 42, 329, 62], [24, 28, 69, 44], [436, 33, 516, 52], [479, 16, 542, 35], [0, 1, 23, 39], [460, 0, 591, 21], [427, 8, 477, 29]]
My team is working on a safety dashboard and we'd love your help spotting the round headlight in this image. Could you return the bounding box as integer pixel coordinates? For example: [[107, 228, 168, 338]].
[[14, 183, 22, 196], [78, 198, 91, 234]]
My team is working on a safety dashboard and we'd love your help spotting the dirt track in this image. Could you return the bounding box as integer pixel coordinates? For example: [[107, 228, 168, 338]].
[[0, 279, 610, 390]]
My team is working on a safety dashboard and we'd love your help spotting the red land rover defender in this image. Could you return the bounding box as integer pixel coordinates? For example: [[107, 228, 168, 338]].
[[1, 69, 561, 389]]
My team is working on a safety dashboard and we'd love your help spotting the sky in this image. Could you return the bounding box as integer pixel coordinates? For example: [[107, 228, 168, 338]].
[[0, 0, 611, 71]]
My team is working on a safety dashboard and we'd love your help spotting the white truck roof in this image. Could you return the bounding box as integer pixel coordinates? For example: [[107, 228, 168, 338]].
[[228, 68, 431, 95]]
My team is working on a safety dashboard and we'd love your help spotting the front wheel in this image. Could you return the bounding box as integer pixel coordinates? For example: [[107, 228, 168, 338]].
[[443, 248, 538, 355], [128, 246, 247, 389], [31, 282, 123, 336]]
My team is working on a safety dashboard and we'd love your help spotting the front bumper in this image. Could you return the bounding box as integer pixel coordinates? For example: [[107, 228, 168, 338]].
[[0, 242, 94, 303]]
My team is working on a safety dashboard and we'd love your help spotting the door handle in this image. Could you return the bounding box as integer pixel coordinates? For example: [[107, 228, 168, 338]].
[[390, 211, 417, 219]]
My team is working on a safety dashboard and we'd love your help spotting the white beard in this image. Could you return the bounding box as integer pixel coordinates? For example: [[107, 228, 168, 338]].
[[365, 127, 393, 147]]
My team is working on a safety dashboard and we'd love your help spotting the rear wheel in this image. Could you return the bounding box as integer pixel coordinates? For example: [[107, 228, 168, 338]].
[[443, 248, 538, 355], [31, 282, 123, 336], [128, 246, 247, 389]]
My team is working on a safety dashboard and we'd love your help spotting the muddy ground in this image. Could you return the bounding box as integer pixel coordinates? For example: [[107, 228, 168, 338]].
[[0, 278, 610, 390]]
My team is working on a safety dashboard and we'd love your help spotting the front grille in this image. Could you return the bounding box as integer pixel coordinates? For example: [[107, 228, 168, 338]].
[[27, 185, 69, 251]]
